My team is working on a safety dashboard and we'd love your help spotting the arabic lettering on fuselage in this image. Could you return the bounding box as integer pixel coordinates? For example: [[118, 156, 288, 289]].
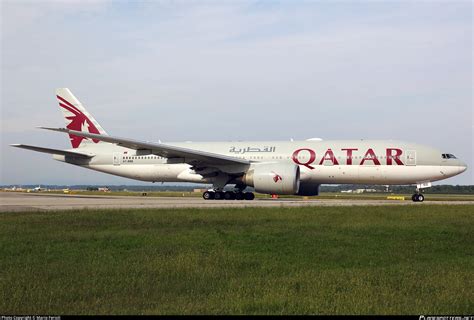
[[229, 146, 276, 154]]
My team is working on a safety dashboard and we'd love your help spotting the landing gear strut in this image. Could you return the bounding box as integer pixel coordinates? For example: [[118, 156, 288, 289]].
[[202, 190, 255, 201]]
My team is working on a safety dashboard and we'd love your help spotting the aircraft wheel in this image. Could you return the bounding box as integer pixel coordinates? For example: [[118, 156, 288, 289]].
[[412, 194, 425, 202], [203, 191, 215, 200], [214, 191, 225, 200], [244, 192, 255, 200], [235, 192, 244, 200], [224, 191, 236, 200]]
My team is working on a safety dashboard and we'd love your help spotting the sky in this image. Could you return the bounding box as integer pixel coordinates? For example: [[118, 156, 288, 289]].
[[1, 0, 472, 185]]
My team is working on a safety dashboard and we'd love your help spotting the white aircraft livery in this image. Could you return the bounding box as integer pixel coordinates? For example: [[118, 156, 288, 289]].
[[12, 88, 468, 202]]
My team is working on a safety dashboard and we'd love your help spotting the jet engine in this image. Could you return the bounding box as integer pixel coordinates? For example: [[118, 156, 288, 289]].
[[242, 163, 300, 195]]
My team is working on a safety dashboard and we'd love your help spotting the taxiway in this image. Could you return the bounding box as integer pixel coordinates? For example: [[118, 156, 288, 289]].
[[1, 192, 473, 212]]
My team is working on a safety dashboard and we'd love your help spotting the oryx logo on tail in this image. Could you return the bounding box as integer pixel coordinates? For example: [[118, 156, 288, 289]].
[[55, 88, 108, 148], [57, 95, 100, 148]]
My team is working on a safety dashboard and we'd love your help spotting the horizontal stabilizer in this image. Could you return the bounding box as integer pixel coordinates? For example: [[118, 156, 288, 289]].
[[11, 144, 94, 158]]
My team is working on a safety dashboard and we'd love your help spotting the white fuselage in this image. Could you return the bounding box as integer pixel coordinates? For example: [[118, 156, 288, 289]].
[[54, 140, 467, 186]]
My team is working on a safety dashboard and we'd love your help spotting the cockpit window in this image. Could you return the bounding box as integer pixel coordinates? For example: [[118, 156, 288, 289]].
[[442, 153, 457, 159]]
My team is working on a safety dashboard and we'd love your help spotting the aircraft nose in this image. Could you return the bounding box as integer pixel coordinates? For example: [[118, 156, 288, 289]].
[[458, 161, 468, 173]]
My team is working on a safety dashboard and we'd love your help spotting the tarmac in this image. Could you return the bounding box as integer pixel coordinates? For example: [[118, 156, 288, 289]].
[[1, 192, 473, 212]]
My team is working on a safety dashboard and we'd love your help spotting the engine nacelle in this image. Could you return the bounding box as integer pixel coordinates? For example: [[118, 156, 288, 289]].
[[242, 163, 300, 195], [297, 181, 320, 196]]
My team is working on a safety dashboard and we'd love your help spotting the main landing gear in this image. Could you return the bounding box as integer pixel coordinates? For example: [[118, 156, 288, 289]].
[[203, 190, 255, 201]]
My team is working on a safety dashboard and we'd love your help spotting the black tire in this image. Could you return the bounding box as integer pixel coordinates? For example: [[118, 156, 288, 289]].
[[417, 194, 424, 202], [203, 191, 214, 200], [214, 191, 225, 200], [412, 194, 417, 202], [235, 192, 244, 200], [224, 191, 236, 200], [244, 192, 255, 200]]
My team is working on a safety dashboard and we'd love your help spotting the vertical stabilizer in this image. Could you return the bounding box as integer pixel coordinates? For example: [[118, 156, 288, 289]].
[[56, 88, 108, 148]]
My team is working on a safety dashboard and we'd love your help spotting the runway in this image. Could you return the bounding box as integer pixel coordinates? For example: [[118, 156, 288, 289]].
[[1, 192, 473, 212]]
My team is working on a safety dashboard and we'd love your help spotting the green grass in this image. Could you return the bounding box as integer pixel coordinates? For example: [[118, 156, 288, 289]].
[[1, 205, 473, 314]]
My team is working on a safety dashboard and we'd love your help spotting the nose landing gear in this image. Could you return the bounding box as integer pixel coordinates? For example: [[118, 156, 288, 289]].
[[411, 193, 424, 202], [412, 182, 431, 202], [412, 185, 425, 202]]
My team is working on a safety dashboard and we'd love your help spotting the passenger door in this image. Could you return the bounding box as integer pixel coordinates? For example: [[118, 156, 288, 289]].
[[406, 150, 416, 166], [113, 153, 122, 166]]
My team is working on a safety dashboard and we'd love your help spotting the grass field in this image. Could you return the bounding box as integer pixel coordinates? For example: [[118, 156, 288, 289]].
[[1, 205, 473, 314]]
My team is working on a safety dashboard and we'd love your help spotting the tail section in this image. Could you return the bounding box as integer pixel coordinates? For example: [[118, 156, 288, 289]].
[[56, 88, 108, 148]]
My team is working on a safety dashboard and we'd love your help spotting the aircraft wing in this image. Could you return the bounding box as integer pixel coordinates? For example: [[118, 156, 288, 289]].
[[39, 127, 250, 167], [11, 144, 94, 158]]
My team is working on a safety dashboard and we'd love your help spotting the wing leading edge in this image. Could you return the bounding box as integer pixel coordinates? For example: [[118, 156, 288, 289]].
[[39, 127, 250, 167]]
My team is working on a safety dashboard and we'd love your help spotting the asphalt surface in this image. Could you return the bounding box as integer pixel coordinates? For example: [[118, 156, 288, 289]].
[[1, 192, 473, 212]]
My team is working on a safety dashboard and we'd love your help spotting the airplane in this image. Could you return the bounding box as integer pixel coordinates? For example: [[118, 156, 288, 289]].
[[12, 88, 468, 202], [28, 185, 45, 192]]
